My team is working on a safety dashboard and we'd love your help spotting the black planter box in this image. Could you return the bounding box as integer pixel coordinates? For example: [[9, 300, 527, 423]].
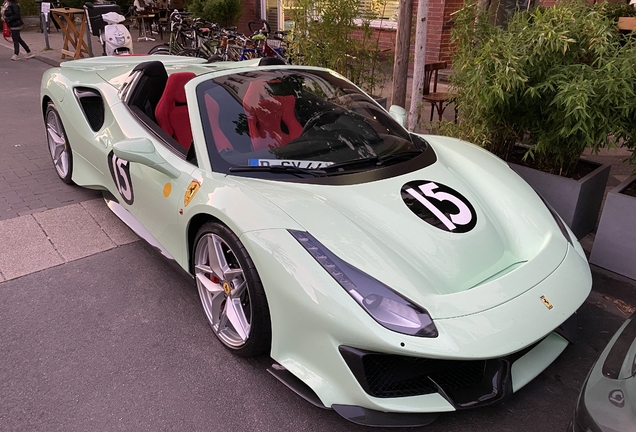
[[589, 175, 636, 280], [510, 161, 611, 239]]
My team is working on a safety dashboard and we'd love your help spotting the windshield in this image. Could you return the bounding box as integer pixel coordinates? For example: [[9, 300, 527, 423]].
[[196, 69, 435, 182]]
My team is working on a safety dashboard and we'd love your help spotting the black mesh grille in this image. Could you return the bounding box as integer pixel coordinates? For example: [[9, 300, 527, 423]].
[[362, 355, 438, 398], [341, 343, 541, 407], [340, 346, 495, 399], [80, 96, 105, 132], [428, 361, 486, 390]]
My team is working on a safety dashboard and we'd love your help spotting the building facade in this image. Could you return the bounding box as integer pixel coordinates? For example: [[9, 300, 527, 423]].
[[236, 0, 559, 65]]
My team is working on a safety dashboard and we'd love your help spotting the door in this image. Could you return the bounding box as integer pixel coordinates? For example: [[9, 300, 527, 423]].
[[107, 140, 197, 264]]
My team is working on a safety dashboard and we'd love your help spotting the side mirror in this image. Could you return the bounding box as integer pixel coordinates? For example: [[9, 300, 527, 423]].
[[388, 105, 407, 128], [113, 138, 180, 179]]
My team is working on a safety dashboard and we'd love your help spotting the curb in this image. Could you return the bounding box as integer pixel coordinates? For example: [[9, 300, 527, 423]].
[[1, 36, 61, 67], [34, 54, 61, 67]]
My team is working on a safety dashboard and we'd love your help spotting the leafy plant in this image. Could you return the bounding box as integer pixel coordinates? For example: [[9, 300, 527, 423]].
[[18, 0, 38, 16], [442, 0, 636, 176], [286, 0, 391, 95], [188, 0, 243, 27]]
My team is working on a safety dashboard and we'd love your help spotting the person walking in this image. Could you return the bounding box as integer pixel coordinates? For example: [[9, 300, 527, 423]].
[[2, 0, 34, 60]]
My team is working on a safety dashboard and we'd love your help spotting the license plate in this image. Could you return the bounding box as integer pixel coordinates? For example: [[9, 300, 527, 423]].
[[249, 159, 333, 169], [267, 39, 281, 48]]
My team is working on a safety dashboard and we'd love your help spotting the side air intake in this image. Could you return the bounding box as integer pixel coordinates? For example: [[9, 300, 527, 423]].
[[74, 87, 105, 132]]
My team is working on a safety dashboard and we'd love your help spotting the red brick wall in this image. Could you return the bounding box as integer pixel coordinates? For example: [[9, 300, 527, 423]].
[[366, 0, 463, 67], [366, 27, 397, 54], [237, 1, 260, 35]]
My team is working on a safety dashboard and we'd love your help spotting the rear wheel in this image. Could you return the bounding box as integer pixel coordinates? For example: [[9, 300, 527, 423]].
[[193, 222, 271, 357], [45, 103, 73, 184]]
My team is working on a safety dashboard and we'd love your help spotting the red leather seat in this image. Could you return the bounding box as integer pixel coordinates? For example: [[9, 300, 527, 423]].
[[242, 80, 303, 151], [155, 72, 196, 151]]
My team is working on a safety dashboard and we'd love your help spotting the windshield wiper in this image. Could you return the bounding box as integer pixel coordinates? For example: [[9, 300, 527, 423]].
[[323, 149, 424, 172], [229, 165, 327, 177]]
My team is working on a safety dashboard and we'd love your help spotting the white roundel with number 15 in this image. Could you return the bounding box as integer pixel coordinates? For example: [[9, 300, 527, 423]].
[[107, 151, 134, 205], [401, 181, 477, 233]]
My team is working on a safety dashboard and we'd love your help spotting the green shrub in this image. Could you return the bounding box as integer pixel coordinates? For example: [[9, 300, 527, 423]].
[[18, 0, 37, 16], [187, 0, 243, 27], [287, 0, 391, 95], [443, 0, 636, 176]]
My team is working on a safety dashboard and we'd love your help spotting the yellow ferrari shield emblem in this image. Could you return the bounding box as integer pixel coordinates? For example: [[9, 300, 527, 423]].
[[184, 180, 201, 207], [540, 295, 553, 310], [223, 282, 231, 295]]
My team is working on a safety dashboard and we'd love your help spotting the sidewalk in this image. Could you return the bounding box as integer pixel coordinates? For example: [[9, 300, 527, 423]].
[[0, 199, 138, 282], [0, 23, 163, 66]]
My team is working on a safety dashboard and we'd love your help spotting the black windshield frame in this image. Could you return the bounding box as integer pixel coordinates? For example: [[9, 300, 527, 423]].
[[196, 68, 436, 184]]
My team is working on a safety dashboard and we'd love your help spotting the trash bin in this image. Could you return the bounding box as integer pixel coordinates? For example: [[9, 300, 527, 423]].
[[84, 1, 122, 36]]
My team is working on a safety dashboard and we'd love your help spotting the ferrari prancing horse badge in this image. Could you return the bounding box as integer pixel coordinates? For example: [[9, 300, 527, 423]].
[[184, 180, 201, 207], [540, 295, 553, 310]]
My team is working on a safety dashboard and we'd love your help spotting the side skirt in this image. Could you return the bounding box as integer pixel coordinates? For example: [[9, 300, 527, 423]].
[[103, 193, 195, 284], [104, 194, 175, 260]]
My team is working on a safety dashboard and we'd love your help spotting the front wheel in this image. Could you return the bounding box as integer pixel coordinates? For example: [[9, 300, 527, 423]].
[[193, 222, 271, 357], [45, 103, 73, 184]]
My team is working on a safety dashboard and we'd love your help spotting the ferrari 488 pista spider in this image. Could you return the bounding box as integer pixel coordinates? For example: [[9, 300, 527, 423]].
[[41, 55, 592, 426]]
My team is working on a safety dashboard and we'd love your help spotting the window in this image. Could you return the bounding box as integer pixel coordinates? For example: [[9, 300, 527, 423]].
[[359, 0, 399, 22]]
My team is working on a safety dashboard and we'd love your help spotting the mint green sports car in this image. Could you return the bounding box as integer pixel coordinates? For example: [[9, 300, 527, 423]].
[[40, 56, 592, 426]]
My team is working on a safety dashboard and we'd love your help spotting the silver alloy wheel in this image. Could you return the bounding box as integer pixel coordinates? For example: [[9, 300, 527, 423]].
[[195, 233, 252, 347], [46, 109, 70, 179]]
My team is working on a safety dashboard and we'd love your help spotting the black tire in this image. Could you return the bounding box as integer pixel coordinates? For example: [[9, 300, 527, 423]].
[[206, 54, 224, 63], [44, 102, 73, 184], [193, 222, 271, 357], [148, 43, 170, 55], [176, 48, 207, 59]]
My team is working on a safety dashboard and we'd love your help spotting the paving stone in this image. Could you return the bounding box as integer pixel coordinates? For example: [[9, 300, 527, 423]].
[[0, 212, 19, 221], [34, 204, 116, 262], [10, 201, 38, 211], [18, 207, 48, 217], [0, 215, 64, 280], [16, 189, 35, 198], [81, 199, 139, 246], [0, 54, 100, 221], [5, 196, 24, 205]]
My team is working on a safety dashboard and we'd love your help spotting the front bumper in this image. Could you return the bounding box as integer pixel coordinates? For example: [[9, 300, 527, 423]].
[[244, 230, 591, 416]]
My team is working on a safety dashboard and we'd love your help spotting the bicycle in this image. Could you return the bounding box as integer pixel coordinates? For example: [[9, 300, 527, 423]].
[[147, 10, 195, 55], [247, 19, 289, 63]]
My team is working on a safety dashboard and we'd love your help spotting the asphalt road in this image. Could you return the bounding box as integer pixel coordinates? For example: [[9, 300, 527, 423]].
[[1, 41, 636, 432]]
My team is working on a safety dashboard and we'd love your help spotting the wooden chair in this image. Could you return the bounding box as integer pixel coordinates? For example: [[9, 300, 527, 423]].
[[422, 62, 457, 123]]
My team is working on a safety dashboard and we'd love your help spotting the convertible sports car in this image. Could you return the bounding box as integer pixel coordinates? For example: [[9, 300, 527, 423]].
[[41, 56, 592, 426]]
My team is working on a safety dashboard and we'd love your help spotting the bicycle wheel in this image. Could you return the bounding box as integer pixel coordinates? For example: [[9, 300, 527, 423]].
[[177, 48, 206, 58], [148, 43, 170, 55]]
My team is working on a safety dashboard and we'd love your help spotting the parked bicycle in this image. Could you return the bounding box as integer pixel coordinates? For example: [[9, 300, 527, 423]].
[[147, 10, 195, 55]]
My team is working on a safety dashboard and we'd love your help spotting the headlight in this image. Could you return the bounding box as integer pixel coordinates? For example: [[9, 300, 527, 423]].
[[289, 230, 438, 338]]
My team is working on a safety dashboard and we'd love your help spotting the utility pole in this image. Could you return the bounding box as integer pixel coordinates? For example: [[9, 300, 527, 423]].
[[407, 0, 428, 131], [390, 0, 413, 108]]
